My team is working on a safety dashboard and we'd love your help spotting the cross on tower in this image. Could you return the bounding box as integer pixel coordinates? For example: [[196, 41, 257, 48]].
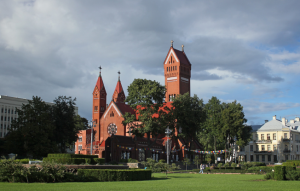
[[118, 71, 121, 81], [171, 40, 174, 47], [182, 44, 184, 51], [99, 66, 102, 76]]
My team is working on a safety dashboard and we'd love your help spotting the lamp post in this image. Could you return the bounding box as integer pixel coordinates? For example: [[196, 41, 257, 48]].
[[90, 120, 96, 155], [165, 126, 172, 164]]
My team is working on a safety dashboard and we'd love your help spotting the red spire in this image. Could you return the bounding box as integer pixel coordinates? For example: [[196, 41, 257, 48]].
[[114, 80, 123, 94], [95, 76, 104, 91]]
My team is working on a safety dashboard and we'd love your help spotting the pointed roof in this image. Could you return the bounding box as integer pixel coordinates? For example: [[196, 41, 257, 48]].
[[164, 47, 191, 66], [114, 80, 123, 94], [95, 76, 105, 91]]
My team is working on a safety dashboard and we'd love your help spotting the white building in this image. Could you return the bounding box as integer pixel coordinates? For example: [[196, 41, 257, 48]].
[[0, 95, 78, 138], [238, 115, 300, 164]]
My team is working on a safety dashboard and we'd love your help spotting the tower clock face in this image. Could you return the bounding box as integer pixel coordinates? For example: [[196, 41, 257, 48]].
[[108, 123, 117, 135]]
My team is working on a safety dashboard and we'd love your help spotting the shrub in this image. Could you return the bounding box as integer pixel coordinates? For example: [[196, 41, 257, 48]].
[[93, 158, 105, 164], [217, 163, 223, 169], [119, 159, 128, 163], [264, 172, 275, 180], [85, 158, 92, 164], [128, 158, 138, 163], [274, 166, 286, 180], [285, 170, 300, 181]]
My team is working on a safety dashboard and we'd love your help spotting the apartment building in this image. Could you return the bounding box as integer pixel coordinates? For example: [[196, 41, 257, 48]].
[[238, 115, 300, 164]]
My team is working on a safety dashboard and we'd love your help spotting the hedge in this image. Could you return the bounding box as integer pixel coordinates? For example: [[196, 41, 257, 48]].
[[274, 166, 286, 180], [47, 154, 98, 159], [77, 169, 152, 181], [43, 158, 86, 164], [93, 158, 105, 164], [283, 160, 300, 166]]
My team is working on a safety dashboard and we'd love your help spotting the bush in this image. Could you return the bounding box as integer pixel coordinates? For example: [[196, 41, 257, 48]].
[[247, 166, 273, 173], [119, 159, 128, 163], [264, 172, 275, 180], [77, 169, 152, 181], [128, 158, 138, 163], [286, 170, 300, 181], [274, 166, 286, 180], [85, 158, 92, 164], [93, 158, 105, 164]]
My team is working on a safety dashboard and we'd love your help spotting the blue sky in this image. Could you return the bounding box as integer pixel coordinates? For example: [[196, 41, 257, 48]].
[[0, 0, 300, 125]]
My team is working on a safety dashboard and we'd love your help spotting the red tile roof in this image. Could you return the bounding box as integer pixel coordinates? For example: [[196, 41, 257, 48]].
[[173, 48, 191, 66], [115, 102, 135, 115]]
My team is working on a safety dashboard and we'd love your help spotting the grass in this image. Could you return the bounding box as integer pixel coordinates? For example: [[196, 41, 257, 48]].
[[0, 173, 300, 191]]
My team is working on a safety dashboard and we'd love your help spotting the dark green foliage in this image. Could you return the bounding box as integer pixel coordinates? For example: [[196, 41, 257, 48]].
[[47, 153, 98, 159], [77, 169, 152, 181], [274, 166, 286, 180], [285, 170, 300, 180], [264, 172, 275, 180], [128, 158, 138, 163], [93, 158, 105, 164], [240, 162, 266, 170], [85, 158, 92, 164], [283, 160, 300, 166]]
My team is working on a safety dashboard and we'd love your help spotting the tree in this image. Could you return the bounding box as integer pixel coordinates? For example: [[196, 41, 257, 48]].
[[201, 96, 223, 163], [221, 101, 252, 160], [5, 96, 80, 158], [6, 96, 58, 158], [74, 115, 89, 131], [171, 93, 206, 138], [52, 96, 77, 153], [183, 158, 191, 171], [123, 79, 170, 158], [194, 155, 201, 169]]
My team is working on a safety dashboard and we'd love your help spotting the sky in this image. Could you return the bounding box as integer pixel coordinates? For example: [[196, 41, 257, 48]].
[[1, 0, 300, 125]]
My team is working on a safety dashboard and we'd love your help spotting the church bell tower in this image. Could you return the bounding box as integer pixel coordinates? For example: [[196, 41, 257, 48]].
[[164, 41, 191, 102]]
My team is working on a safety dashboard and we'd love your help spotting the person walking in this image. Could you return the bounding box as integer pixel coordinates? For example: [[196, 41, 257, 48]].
[[199, 164, 203, 174]]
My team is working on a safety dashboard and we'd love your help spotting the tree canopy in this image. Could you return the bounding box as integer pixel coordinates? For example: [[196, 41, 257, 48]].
[[5, 96, 85, 158]]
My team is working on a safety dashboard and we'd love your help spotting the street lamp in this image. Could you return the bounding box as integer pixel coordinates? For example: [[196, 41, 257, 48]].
[[90, 120, 96, 155], [165, 126, 172, 164]]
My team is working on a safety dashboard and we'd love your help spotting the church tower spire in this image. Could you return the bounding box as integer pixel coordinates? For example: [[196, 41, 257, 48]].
[[164, 41, 191, 102], [92, 66, 107, 125], [112, 71, 125, 103]]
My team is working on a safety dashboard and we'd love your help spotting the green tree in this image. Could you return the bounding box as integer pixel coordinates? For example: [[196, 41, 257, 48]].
[[171, 93, 206, 138], [221, 101, 251, 160], [123, 79, 170, 158], [194, 155, 201, 169], [201, 96, 223, 163], [52, 96, 77, 153], [6, 96, 58, 158], [183, 158, 191, 171], [74, 115, 89, 131]]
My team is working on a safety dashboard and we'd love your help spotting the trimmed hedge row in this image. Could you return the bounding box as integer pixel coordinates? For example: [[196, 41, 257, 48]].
[[47, 154, 98, 159], [274, 166, 297, 180], [43, 157, 105, 165], [77, 169, 152, 181], [283, 160, 300, 166]]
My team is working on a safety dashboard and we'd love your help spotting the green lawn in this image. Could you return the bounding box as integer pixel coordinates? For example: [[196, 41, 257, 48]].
[[0, 173, 299, 191]]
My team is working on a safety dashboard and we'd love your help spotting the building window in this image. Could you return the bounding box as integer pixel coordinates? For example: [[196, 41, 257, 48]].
[[250, 155, 253, 161], [250, 145, 253, 151], [284, 133, 287, 139], [291, 134, 293, 140], [267, 145, 271, 151], [256, 155, 259, 161], [273, 133, 276, 140], [268, 155, 271, 162], [1, 108, 3, 113], [285, 155, 288, 161], [11, 109, 13, 114], [261, 134, 264, 140], [256, 134, 258, 140], [4, 117, 6, 121], [78, 145, 82, 151], [274, 155, 277, 162], [261, 145, 265, 151], [267, 134, 270, 140], [5, 109, 7, 113], [94, 106, 98, 111], [262, 155, 265, 162], [78, 137, 82, 142], [256, 145, 259, 151], [273, 144, 277, 151], [8, 117, 10, 122]]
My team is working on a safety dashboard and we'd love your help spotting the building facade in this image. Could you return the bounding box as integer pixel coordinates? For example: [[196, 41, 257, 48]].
[[75, 42, 203, 162], [238, 115, 300, 164]]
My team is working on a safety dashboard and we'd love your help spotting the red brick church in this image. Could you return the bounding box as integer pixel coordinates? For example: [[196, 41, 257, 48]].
[[75, 42, 203, 162]]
